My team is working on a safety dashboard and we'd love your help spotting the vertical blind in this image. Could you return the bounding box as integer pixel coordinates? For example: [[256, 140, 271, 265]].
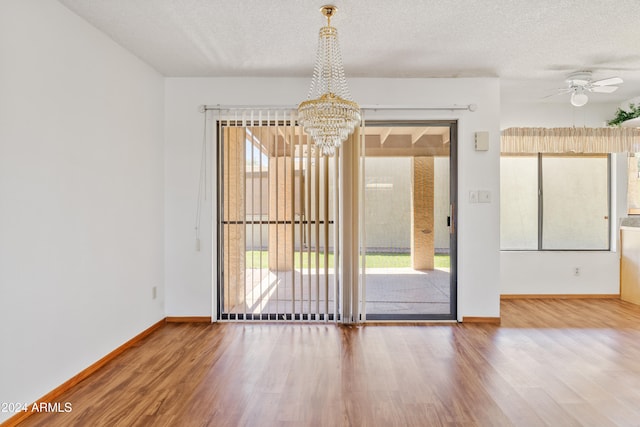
[[216, 109, 344, 321]]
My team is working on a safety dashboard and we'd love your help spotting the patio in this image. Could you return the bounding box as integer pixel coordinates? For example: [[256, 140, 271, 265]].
[[222, 266, 451, 318]]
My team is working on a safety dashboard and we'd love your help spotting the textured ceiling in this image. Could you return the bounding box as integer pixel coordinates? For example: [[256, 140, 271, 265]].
[[58, 0, 640, 104]]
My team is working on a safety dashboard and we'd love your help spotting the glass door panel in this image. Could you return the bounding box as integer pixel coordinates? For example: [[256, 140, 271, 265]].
[[362, 123, 456, 320]]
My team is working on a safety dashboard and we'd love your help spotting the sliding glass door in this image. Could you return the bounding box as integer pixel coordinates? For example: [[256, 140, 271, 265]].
[[361, 122, 457, 320], [215, 112, 457, 322]]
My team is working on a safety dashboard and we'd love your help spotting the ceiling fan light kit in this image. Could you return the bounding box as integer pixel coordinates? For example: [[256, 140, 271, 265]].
[[570, 89, 588, 107]]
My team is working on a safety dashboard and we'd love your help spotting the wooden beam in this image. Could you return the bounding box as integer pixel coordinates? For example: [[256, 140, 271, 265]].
[[441, 131, 450, 145], [411, 128, 427, 144], [365, 134, 382, 149], [380, 135, 412, 148], [413, 135, 445, 148], [379, 127, 393, 146], [365, 146, 449, 157]]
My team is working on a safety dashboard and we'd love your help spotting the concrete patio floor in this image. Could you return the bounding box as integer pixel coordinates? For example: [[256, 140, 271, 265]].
[[223, 266, 451, 318]]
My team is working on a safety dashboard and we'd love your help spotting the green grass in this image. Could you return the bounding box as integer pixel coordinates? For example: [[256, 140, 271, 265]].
[[246, 251, 450, 269]]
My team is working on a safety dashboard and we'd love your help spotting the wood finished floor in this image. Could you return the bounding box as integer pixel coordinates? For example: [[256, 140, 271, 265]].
[[17, 299, 640, 427]]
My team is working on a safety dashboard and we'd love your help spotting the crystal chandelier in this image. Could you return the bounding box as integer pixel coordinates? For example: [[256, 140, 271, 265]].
[[298, 5, 361, 156]]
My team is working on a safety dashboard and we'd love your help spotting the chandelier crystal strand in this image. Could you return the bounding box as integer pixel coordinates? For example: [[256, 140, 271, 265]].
[[298, 5, 360, 156]]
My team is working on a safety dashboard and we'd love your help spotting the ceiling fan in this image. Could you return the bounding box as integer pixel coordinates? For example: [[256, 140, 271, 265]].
[[549, 71, 623, 107]]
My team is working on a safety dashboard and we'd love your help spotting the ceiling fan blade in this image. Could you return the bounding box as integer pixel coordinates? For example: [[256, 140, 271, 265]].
[[542, 88, 572, 99], [540, 89, 570, 99], [590, 86, 618, 93], [592, 77, 623, 86]]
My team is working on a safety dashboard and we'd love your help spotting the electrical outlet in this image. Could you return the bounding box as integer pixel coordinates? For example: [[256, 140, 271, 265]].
[[574, 267, 580, 277], [469, 191, 478, 203], [152, 286, 157, 299]]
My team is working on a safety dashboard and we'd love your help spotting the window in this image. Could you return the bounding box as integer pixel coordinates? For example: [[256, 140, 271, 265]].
[[501, 154, 610, 250], [628, 153, 640, 215]]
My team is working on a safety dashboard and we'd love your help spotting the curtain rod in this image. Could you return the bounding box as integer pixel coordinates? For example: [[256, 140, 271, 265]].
[[199, 104, 477, 112]]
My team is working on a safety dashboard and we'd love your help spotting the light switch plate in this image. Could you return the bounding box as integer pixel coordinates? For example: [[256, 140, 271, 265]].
[[469, 191, 478, 203]]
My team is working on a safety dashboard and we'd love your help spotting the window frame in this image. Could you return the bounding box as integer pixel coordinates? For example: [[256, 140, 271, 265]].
[[501, 153, 611, 251]]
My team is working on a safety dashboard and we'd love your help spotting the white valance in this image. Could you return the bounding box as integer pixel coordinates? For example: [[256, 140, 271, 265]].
[[501, 127, 640, 154]]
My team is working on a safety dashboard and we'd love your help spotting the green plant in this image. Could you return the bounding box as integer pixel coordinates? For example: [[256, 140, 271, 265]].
[[607, 103, 640, 127]]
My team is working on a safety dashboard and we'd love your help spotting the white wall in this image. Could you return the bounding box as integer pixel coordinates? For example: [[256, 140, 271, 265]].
[[500, 102, 622, 295], [364, 158, 412, 251], [501, 251, 619, 295], [165, 77, 501, 321], [0, 1, 165, 421], [501, 102, 616, 129]]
